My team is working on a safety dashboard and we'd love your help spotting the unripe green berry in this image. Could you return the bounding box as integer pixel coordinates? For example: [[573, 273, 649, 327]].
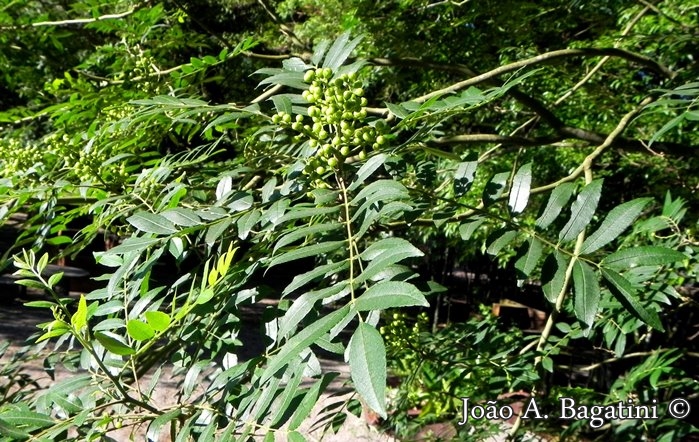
[[353, 88, 364, 97], [292, 122, 303, 131], [340, 145, 350, 156], [356, 109, 367, 120], [317, 129, 328, 140], [321, 68, 332, 79], [296, 114, 304, 123], [302, 90, 314, 102], [282, 113, 292, 124], [327, 157, 338, 167], [303, 70, 315, 83], [358, 150, 367, 160], [316, 166, 326, 175], [376, 135, 387, 145]]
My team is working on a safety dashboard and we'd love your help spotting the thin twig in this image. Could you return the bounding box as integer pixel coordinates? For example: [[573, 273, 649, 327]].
[[554, 5, 650, 106], [256, 0, 307, 49], [637, 0, 693, 29], [251, 84, 284, 104], [530, 96, 654, 195], [0, 5, 144, 30]]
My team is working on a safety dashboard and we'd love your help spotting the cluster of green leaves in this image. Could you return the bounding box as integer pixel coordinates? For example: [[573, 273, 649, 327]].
[[0, 1, 697, 440], [381, 307, 536, 439]]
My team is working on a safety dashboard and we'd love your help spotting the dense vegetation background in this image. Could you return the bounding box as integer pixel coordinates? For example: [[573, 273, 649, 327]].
[[0, 0, 697, 440]]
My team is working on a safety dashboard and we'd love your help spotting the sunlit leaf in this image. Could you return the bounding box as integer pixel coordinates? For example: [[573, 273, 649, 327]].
[[602, 246, 685, 270], [508, 162, 532, 214], [161, 208, 202, 227], [71, 295, 88, 332], [94, 332, 134, 356], [269, 241, 345, 269], [126, 319, 155, 341], [273, 223, 342, 252], [458, 217, 485, 241], [147, 409, 182, 442], [145, 311, 171, 332], [106, 237, 160, 255], [483, 172, 509, 205], [580, 198, 652, 254], [347, 323, 387, 419], [536, 183, 575, 229], [454, 160, 478, 196], [559, 179, 603, 242], [127, 212, 177, 235], [356, 238, 423, 284], [323, 32, 362, 70], [355, 281, 428, 311], [260, 305, 352, 384], [486, 230, 517, 256], [514, 238, 543, 278], [349, 153, 388, 191]]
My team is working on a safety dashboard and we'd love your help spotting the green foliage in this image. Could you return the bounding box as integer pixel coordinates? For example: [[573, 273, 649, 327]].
[[381, 308, 536, 439], [0, 1, 697, 441]]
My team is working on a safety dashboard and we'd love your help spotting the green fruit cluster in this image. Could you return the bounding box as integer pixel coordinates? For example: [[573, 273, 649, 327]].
[[271, 67, 389, 187], [48, 132, 129, 183], [380, 311, 429, 353], [0, 139, 45, 182]]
